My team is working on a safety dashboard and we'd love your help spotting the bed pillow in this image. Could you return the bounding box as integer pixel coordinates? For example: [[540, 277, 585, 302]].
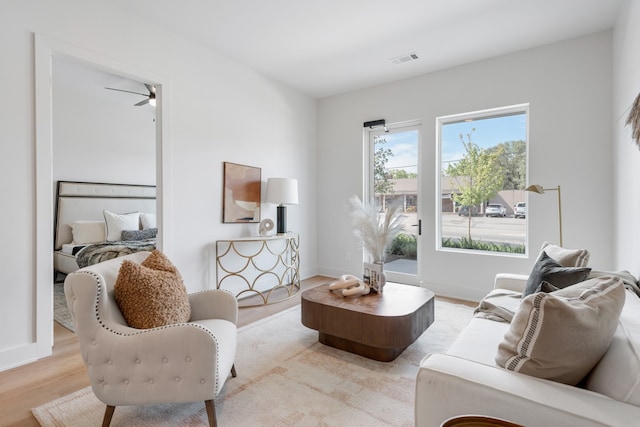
[[70, 220, 106, 244], [496, 276, 624, 385], [121, 228, 157, 241], [114, 250, 190, 329], [104, 210, 140, 241], [539, 241, 590, 267], [140, 212, 156, 229], [523, 251, 591, 297]]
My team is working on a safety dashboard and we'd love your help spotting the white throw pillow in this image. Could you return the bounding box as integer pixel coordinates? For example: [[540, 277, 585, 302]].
[[496, 276, 624, 385], [539, 242, 590, 267], [103, 210, 140, 241], [70, 220, 106, 244], [140, 212, 156, 229]]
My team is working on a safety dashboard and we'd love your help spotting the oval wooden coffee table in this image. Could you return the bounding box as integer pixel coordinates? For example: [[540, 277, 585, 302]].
[[301, 282, 435, 362]]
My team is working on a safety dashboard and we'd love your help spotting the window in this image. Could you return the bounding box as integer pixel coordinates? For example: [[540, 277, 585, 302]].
[[437, 104, 528, 255]]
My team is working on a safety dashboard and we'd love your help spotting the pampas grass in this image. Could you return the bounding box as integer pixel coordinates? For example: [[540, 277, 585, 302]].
[[348, 195, 404, 263], [627, 92, 640, 148]]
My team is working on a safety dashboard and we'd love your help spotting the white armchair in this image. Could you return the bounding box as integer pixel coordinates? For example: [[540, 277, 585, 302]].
[[64, 252, 238, 426]]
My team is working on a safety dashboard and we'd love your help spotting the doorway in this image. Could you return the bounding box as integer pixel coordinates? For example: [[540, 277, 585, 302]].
[[35, 34, 170, 359], [367, 122, 422, 285]]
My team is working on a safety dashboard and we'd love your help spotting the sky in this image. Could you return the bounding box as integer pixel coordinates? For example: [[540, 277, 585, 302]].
[[441, 113, 527, 165], [375, 113, 526, 174]]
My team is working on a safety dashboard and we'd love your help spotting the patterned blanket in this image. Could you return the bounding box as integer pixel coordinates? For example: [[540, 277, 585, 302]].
[[76, 239, 156, 268], [474, 270, 640, 323]]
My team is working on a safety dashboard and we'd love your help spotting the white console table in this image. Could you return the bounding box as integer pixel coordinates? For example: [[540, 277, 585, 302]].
[[215, 234, 300, 306]]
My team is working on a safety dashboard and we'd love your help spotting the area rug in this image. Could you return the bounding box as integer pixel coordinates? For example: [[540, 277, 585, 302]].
[[33, 299, 474, 426], [54, 282, 75, 331]]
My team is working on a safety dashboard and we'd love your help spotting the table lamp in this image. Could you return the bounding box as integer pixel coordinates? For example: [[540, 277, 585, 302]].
[[266, 178, 298, 234]]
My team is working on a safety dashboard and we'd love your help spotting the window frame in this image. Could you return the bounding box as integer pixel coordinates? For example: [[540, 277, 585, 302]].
[[435, 103, 529, 257]]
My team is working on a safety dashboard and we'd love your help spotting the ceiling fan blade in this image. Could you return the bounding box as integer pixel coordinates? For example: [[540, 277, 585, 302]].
[[134, 98, 150, 106], [104, 87, 148, 96]]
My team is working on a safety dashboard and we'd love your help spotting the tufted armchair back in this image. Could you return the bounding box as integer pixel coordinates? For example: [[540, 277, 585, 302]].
[[64, 251, 238, 426]]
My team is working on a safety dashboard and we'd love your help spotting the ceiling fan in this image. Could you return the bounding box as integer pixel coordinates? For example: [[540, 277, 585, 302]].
[[105, 83, 156, 107]]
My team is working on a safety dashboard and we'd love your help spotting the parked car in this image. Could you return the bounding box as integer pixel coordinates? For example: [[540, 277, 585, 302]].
[[514, 202, 526, 218], [485, 203, 506, 217], [458, 205, 477, 217]]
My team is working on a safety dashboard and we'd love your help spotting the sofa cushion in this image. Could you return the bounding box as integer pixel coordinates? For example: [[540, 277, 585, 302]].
[[539, 241, 590, 267], [496, 276, 625, 385], [523, 251, 591, 297], [446, 317, 511, 366], [114, 250, 191, 329], [584, 288, 640, 405]]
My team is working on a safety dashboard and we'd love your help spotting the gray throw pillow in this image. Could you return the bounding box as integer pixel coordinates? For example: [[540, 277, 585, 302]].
[[121, 228, 158, 241], [523, 251, 591, 297]]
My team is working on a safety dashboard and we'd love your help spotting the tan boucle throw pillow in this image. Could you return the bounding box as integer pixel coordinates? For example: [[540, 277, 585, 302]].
[[114, 250, 191, 329], [496, 276, 624, 385]]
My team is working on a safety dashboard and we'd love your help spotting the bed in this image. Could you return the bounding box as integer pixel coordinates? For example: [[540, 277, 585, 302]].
[[53, 181, 157, 277]]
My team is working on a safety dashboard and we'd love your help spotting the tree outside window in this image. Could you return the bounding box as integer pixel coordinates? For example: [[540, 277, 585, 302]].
[[439, 106, 528, 254]]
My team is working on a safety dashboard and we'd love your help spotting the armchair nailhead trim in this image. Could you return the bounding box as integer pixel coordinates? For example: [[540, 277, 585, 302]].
[[77, 270, 220, 338], [75, 269, 225, 396]]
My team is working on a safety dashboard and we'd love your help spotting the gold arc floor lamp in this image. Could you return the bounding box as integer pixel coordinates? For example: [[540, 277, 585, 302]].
[[525, 184, 563, 247]]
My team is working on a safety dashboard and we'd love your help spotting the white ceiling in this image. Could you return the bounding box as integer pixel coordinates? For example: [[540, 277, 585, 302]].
[[108, 0, 625, 98]]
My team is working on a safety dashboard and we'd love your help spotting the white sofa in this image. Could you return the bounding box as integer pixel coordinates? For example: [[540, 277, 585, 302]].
[[415, 273, 640, 427]]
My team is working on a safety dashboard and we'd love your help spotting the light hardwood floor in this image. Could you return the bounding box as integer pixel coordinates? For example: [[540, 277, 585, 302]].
[[0, 276, 474, 426]]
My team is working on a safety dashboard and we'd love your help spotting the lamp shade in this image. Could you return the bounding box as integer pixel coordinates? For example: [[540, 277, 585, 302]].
[[266, 178, 298, 205]]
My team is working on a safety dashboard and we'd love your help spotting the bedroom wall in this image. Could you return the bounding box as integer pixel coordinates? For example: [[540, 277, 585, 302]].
[[317, 31, 614, 302], [0, 0, 317, 371], [52, 57, 156, 186], [613, 0, 640, 275]]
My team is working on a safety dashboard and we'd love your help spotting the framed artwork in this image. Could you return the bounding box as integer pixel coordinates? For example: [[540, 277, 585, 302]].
[[223, 162, 261, 223]]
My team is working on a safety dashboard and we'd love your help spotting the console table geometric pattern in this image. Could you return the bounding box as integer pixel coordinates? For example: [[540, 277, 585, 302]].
[[215, 234, 300, 307]]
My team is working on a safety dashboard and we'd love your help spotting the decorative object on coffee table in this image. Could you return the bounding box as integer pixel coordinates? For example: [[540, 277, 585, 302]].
[[328, 274, 370, 296], [348, 195, 403, 292], [301, 282, 434, 361]]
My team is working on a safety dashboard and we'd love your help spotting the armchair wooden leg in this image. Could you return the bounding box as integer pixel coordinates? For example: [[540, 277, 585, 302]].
[[205, 399, 217, 427], [231, 364, 237, 378], [102, 405, 115, 427]]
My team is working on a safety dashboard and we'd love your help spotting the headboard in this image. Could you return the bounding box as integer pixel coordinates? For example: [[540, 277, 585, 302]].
[[54, 181, 156, 250]]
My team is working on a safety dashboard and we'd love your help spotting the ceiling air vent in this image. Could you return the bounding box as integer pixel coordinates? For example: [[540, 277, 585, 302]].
[[391, 52, 419, 65]]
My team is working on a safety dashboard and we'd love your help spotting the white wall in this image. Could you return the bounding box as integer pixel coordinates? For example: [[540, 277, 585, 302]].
[[52, 57, 156, 185], [317, 32, 614, 302], [613, 0, 640, 275], [0, 0, 317, 371]]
